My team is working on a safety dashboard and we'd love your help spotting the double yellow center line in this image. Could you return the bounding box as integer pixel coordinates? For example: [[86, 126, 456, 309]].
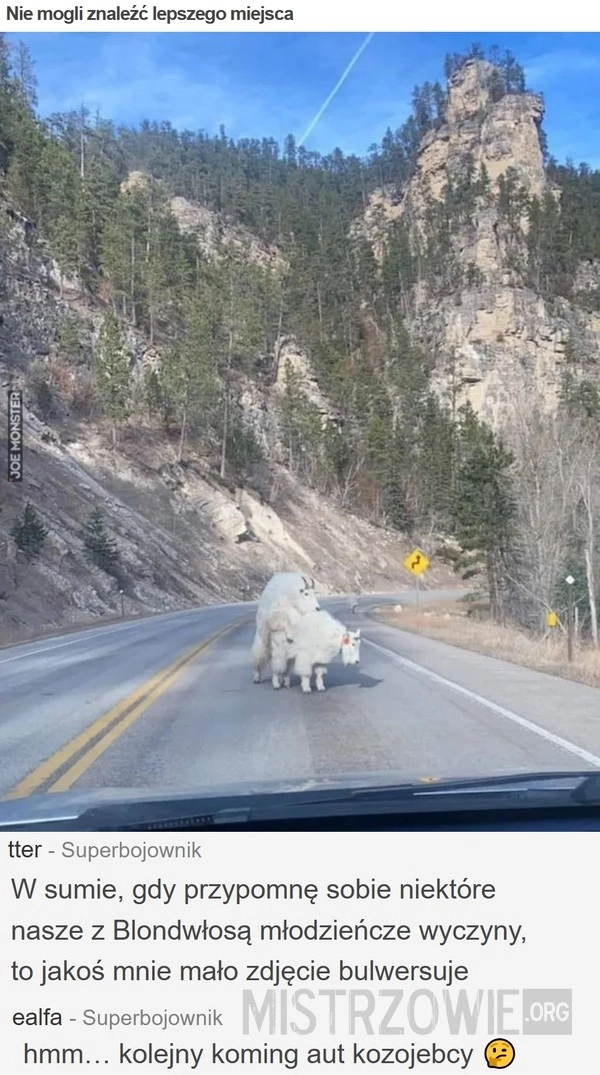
[[4, 617, 248, 801]]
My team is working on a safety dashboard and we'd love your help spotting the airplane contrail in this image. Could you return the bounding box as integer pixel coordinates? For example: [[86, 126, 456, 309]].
[[297, 32, 375, 148]]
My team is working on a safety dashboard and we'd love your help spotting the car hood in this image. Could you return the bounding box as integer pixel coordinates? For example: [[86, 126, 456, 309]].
[[0, 766, 591, 827]]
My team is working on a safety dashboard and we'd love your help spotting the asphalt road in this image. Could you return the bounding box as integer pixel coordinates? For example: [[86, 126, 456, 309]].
[[2, 589, 600, 802]]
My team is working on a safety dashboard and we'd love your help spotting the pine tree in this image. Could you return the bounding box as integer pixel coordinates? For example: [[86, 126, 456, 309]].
[[102, 192, 141, 319], [214, 250, 263, 477], [11, 502, 48, 561], [0, 35, 15, 173], [14, 41, 37, 108], [489, 68, 505, 103], [93, 310, 131, 448], [83, 507, 119, 573], [382, 428, 411, 531], [280, 358, 303, 471], [279, 357, 325, 483], [417, 394, 455, 525], [144, 368, 164, 419], [452, 412, 516, 621], [0, 38, 43, 215], [56, 314, 83, 363], [161, 297, 220, 462]]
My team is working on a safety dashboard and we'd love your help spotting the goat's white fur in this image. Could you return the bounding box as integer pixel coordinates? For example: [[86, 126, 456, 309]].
[[279, 608, 361, 693], [251, 573, 319, 688]]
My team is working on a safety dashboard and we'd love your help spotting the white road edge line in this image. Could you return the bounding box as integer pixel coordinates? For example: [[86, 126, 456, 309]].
[[365, 638, 600, 769]]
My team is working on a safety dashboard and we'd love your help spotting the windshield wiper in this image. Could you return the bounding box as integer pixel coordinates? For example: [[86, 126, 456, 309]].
[[348, 770, 600, 802]]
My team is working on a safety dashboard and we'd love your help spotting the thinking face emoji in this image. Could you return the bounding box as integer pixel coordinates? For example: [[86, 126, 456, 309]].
[[484, 1039, 515, 1068]]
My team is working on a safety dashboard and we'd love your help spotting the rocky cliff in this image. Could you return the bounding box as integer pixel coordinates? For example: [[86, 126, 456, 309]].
[[1, 200, 451, 645], [7, 53, 592, 640], [358, 59, 600, 427]]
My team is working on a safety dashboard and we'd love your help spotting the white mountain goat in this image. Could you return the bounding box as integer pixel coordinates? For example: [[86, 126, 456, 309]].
[[251, 572, 320, 688], [280, 608, 361, 693]]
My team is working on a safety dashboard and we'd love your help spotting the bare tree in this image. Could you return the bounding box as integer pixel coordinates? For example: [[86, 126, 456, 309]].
[[505, 384, 600, 644], [573, 424, 600, 646], [330, 452, 366, 509], [504, 393, 580, 629]]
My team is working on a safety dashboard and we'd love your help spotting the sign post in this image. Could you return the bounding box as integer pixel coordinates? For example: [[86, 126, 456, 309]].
[[565, 575, 575, 662], [404, 548, 430, 610]]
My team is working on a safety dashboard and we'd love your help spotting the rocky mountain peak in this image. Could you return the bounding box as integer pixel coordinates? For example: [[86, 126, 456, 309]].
[[416, 60, 546, 208], [445, 58, 496, 124], [356, 59, 599, 429]]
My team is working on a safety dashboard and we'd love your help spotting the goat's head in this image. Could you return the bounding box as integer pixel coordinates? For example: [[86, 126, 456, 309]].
[[340, 629, 361, 665], [298, 584, 320, 612]]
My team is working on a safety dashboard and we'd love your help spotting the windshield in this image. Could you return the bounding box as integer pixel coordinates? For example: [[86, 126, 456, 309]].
[[2, 31, 600, 819]]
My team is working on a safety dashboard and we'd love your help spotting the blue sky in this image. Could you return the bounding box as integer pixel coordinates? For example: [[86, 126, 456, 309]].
[[7, 31, 600, 166]]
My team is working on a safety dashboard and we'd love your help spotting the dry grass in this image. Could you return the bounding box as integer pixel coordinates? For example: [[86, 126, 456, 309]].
[[370, 598, 600, 689]]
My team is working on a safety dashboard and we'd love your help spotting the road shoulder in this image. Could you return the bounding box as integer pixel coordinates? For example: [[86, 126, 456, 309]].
[[364, 614, 600, 766]]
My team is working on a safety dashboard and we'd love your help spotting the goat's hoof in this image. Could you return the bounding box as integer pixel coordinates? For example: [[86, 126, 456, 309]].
[[316, 684, 326, 692], [283, 678, 291, 688], [253, 673, 260, 684]]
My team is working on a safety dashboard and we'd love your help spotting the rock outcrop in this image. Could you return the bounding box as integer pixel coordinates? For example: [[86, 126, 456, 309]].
[[357, 59, 600, 427], [122, 171, 285, 271]]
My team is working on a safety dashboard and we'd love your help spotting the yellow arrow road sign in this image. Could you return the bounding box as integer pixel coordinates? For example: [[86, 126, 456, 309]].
[[404, 548, 429, 576]]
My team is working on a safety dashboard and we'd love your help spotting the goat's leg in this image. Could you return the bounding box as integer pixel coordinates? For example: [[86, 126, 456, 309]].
[[271, 631, 290, 691], [295, 655, 313, 694], [314, 665, 327, 692], [251, 627, 269, 684]]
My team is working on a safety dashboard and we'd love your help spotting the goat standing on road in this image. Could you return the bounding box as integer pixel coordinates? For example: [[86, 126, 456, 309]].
[[251, 572, 320, 687], [279, 609, 361, 693]]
